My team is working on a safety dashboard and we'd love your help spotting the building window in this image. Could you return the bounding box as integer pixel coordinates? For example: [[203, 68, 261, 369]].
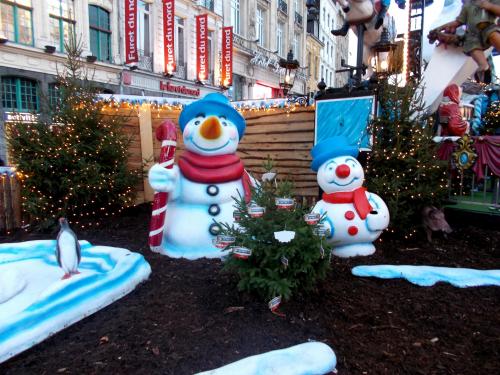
[[292, 33, 299, 58], [175, 17, 185, 68], [1, 77, 39, 111], [330, 71, 333, 86], [256, 8, 264, 47], [0, 0, 33, 45], [325, 68, 329, 85], [207, 30, 214, 84], [48, 0, 75, 52], [200, 0, 214, 12], [48, 83, 61, 108], [231, 0, 240, 35], [320, 65, 324, 80], [138, 1, 151, 57], [277, 22, 284, 57], [89, 5, 111, 62]]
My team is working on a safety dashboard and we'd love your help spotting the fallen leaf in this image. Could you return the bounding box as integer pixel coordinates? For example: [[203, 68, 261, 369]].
[[430, 337, 439, 343], [152, 346, 160, 356], [57, 368, 67, 373], [99, 336, 109, 345]]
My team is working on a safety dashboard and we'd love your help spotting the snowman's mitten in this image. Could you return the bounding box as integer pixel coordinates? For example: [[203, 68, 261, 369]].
[[148, 163, 179, 193], [366, 210, 389, 232]]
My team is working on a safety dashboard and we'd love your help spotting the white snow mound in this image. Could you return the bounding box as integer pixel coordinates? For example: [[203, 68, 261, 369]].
[[197, 342, 337, 375]]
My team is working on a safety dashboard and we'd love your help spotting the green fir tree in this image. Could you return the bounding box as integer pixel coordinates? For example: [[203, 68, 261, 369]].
[[482, 100, 500, 135], [6, 34, 141, 229], [220, 158, 330, 302], [365, 80, 448, 238]]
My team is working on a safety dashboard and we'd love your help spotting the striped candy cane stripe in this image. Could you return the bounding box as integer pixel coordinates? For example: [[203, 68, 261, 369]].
[[162, 140, 177, 147], [149, 227, 164, 237], [152, 205, 168, 216]]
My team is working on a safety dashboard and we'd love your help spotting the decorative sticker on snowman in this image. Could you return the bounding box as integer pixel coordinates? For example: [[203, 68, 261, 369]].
[[310, 136, 390, 258], [148, 93, 254, 260]]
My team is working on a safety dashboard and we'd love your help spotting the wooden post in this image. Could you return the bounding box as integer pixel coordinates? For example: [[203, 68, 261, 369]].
[[0, 174, 5, 233], [4, 174, 13, 232], [138, 103, 155, 203], [11, 174, 22, 228]]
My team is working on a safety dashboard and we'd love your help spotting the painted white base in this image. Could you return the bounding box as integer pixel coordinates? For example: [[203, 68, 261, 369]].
[[196, 342, 337, 375], [0, 240, 151, 363], [332, 243, 376, 258]]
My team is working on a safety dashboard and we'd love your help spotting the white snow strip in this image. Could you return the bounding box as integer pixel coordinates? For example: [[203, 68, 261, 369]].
[[0, 241, 151, 363], [196, 342, 336, 375], [352, 265, 500, 288]]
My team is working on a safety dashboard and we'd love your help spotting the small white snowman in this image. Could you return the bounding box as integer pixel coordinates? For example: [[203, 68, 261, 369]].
[[310, 136, 389, 257], [148, 93, 253, 259]]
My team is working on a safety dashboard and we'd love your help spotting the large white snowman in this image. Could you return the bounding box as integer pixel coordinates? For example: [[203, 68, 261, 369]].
[[310, 136, 389, 257], [148, 93, 253, 259]]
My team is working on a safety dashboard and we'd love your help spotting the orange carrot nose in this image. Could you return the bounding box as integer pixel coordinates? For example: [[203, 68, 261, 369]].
[[200, 117, 222, 140]]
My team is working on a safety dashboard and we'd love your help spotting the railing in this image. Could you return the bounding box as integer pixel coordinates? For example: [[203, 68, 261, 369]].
[[435, 136, 500, 214], [198, 0, 214, 12], [0, 167, 22, 234], [295, 11, 303, 25], [137, 50, 153, 72], [173, 63, 187, 79], [447, 165, 500, 210], [233, 33, 256, 54], [278, 0, 288, 14]]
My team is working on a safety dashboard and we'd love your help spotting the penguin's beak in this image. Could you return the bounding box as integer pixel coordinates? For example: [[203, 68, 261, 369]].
[[200, 117, 222, 140]]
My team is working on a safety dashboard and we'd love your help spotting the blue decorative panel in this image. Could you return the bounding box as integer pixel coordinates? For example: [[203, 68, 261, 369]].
[[315, 96, 375, 150]]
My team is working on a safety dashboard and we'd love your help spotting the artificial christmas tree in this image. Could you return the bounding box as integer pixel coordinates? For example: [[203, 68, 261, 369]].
[[365, 80, 448, 238], [7, 35, 140, 229], [220, 159, 330, 307]]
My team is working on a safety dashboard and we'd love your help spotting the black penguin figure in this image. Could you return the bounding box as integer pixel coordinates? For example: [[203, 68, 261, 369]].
[[56, 217, 81, 279]]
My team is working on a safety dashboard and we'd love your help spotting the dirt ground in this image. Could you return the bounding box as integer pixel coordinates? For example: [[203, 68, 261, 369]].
[[1, 204, 499, 375]]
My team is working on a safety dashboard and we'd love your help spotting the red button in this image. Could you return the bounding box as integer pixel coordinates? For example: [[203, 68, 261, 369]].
[[345, 211, 355, 220], [348, 226, 358, 236]]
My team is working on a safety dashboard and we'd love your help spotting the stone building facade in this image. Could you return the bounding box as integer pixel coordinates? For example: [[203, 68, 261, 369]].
[[224, 0, 309, 100]]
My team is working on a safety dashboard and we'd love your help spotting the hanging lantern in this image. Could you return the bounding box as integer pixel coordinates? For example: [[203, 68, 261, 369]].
[[371, 28, 397, 78], [279, 50, 300, 95]]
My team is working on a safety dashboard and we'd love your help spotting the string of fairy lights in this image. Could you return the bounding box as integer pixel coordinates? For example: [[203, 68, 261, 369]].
[[10, 94, 138, 230]]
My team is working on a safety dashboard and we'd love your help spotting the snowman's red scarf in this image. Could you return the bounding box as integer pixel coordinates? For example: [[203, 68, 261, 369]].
[[178, 151, 252, 203], [322, 187, 373, 220]]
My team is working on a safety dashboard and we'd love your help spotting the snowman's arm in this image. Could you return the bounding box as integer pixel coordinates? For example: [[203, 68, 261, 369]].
[[312, 201, 334, 239], [365, 192, 390, 231], [148, 164, 181, 201]]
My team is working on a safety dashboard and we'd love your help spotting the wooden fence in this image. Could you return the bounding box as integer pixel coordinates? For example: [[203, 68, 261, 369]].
[[2, 105, 318, 231], [0, 170, 22, 234], [101, 104, 319, 206]]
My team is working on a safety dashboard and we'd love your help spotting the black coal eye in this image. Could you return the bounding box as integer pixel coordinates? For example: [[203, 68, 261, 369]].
[[194, 120, 200, 125], [222, 121, 227, 126]]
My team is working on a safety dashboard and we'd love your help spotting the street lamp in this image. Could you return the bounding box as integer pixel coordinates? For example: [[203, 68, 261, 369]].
[[279, 50, 300, 96], [371, 28, 397, 79]]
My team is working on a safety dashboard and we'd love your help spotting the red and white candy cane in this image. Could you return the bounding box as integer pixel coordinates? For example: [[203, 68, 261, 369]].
[[149, 120, 177, 252]]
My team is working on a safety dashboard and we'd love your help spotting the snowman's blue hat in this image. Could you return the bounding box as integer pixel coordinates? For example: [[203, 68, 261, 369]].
[[179, 93, 246, 139], [310, 136, 359, 171]]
